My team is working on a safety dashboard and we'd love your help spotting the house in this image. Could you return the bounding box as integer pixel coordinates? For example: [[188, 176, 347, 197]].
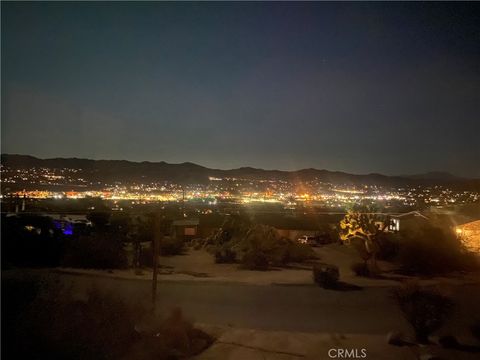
[[172, 218, 200, 241], [49, 214, 92, 235], [390, 209, 480, 253], [49, 214, 91, 226], [389, 211, 430, 232], [455, 220, 480, 253]]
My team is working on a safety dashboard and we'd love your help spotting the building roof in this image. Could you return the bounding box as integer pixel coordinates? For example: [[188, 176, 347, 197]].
[[392, 211, 429, 220]]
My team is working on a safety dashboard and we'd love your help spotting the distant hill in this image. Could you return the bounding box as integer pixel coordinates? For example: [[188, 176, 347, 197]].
[[402, 171, 464, 181], [1, 154, 479, 190]]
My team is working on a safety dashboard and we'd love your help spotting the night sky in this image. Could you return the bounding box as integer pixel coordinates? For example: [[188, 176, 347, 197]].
[[2, 2, 480, 177]]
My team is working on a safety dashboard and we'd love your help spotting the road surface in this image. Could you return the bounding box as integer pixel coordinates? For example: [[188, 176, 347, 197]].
[[24, 272, 478, 337]]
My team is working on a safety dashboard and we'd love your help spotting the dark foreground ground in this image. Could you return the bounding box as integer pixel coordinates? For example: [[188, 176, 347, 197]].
[[4, 270, 480, 338]]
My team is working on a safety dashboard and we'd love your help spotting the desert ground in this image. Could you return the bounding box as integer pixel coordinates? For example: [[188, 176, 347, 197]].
[[4, 244, 480, 359]]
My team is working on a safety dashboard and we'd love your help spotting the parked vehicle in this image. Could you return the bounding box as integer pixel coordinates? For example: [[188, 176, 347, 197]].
[[297, 235, 318, 246]]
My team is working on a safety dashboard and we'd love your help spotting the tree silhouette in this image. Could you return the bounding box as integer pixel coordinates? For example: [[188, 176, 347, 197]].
[[339, 206, 391, 272]]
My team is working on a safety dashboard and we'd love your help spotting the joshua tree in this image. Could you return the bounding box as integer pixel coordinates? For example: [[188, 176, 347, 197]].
[[339, 206, 391, 272]]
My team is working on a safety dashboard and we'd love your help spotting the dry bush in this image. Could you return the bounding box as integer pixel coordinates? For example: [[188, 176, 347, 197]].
[[159, 237, 185, 256], [398, 226, 478, 276], [471, 320, 480, 343], [138, 245, 153, 267], [391, 281, 454, 344], [216, 224, 316, 269], [351, 262, 370, 277], [313, 263, 340, 289], [208, 218, 316, 269], [3, 279, 213, 360], [241, 250, 269, 270], [214, 247, 237, 263], [62, 233, 128, 269]]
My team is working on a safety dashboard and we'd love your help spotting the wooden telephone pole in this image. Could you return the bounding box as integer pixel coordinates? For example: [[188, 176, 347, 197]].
[[151, 215, 162, 312]]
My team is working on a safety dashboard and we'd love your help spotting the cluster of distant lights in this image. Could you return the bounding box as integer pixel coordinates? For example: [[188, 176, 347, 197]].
[[2, 166, 478, 207], [5, 186, 478, 209], [1, 167, 87, 186]]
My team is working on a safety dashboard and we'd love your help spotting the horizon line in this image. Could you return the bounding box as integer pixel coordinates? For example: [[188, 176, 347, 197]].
[[1, 153, 473, 180]]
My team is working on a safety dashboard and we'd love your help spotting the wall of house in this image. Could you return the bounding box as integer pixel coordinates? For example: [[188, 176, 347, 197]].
[[457, 221, 480, 253]]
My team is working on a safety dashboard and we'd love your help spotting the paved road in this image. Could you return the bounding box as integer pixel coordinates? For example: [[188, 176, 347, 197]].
[[48, 273, 479, 336]]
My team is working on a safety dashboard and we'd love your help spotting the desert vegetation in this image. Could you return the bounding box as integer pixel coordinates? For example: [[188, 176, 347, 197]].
[[206, 215, 316, 270], [1, 213, 65, 268], [339, 208, 479, 278], [391, 281, 454, 344], [339, 206, 392, 275], [2, 210, 187, 271], [2, 278, 213, 360], [397, 225, 479, 276], [313, 263, 340, 289], [62, 232, 128, 269]]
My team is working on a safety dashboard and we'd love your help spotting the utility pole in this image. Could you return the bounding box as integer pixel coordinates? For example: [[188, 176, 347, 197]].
[[182, 187, 186, 218], [151, 215, 162, 312]]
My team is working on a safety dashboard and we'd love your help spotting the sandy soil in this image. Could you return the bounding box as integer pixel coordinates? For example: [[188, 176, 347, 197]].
[[54, 244, 480, 287], [55, 245, 396, 286]]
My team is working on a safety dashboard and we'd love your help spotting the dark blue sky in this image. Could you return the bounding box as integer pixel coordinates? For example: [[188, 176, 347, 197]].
[[2, 2, 480, 177]]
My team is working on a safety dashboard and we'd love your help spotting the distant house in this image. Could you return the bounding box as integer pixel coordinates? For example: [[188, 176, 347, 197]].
[[172, 218, 199, 241], [389, 210, 480, 253], [49, 214, 91, 226], [389, 211, 430, 232], [455, 220, 480, 253], [49, 214, 92, 235], [371, 211, 430, 233]]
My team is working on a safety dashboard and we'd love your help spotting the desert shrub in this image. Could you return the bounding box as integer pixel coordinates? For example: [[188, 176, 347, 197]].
[[438, 335, 459, 349], [391, 281, 454, 344], [241, 250, 269, 270], [156, 307, 213, 356], [286, 242, 316, 263], [317, 232, 334, 245], [313, 263, 339, 289], [206, 215, 250, 256], [266, 237, 290, 266], [206, 215, 251, 248], [159, 237, 184, 256], [2, 214, 65, 267], [126, 308, 214, 359], [376, 232, 400, 261], [398, 226, 478, 275], [471, 320, 480, 342], [62, 233, 128, 269], [263, 237, 316, 266], [349, 237, 373, 265], [236, 225, 316, 269], [190, 238, 205, 250], [86, 211, 111, 229], [351, 262, 370, 277], [138, 245, 153, 267], [214, 247, 237, 263], [4, 280, 141, 360], [316, 223, 338, 245], [108, 213, 134, 242], [209, 221, 316, 269], [243, 226, 315, 267], [3, 279, 213, 360]]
